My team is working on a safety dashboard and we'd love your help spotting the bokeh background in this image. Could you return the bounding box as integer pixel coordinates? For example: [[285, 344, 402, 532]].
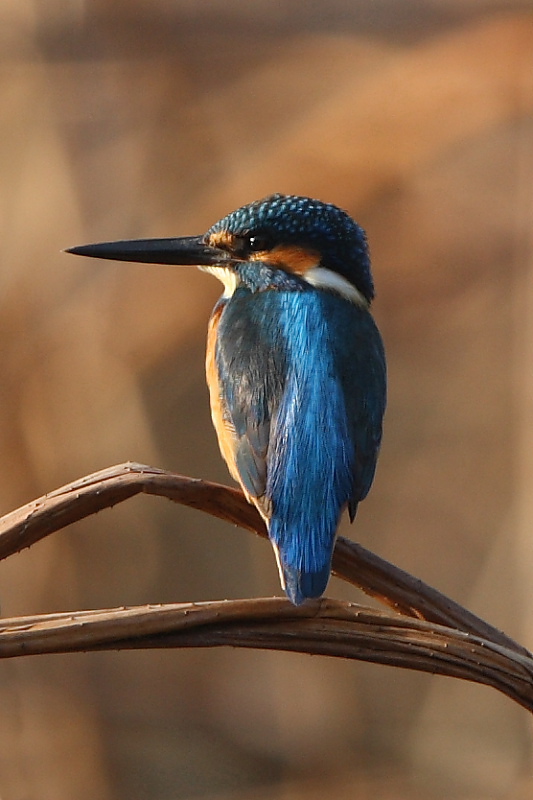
[[1, 1, 533, 798]]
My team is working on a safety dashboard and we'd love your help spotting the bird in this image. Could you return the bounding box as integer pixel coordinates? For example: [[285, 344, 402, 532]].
[[67, 194, 386, 605]]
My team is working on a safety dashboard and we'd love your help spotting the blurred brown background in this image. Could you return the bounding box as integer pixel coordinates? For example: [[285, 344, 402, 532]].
[[1, 1, 533, 798]]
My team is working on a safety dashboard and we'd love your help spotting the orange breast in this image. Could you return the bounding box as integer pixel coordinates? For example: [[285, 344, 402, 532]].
[[205, 302, 272, 521], [205, 303, 241, 486]]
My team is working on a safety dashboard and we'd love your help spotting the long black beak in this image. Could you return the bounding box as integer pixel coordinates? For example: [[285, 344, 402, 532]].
[[66, 235, 228, 266]]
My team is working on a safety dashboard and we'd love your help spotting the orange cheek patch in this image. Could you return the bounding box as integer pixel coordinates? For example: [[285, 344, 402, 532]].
[[208, 230, 237, 251], [253, 244, 320, 274]]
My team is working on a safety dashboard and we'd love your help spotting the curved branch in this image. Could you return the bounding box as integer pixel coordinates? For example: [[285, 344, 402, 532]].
[[1, 598, 532, 712], [0, 462, 527, 657]]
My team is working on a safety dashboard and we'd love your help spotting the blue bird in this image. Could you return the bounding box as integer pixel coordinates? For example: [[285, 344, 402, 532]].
[[68, 194, 386, 604]]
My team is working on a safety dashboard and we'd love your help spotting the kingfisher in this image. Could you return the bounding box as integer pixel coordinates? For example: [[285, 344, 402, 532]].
[[68, 194, 386, 605]]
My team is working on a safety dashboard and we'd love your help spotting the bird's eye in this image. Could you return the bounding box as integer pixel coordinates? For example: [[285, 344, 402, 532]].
[[247, 234, 271, 252], [232, 232, 272, 257]]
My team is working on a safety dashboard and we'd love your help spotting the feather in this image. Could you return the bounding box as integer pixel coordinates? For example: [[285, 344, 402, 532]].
[[209, 287, 386, 603]]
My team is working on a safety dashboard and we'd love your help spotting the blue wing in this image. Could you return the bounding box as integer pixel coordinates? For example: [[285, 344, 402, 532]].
[[207, 291, 287, 508], [211, 286, 386, 604]]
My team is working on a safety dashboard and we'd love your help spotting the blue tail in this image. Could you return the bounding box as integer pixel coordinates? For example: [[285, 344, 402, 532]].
[[269, 513, 341, 605], [282, 561, 331, 605]]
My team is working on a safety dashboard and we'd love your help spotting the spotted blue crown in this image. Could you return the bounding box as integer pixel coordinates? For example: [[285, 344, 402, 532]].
[[207, 194, 374, 302]]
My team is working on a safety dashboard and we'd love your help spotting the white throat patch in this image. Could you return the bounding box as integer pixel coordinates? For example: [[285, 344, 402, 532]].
[[201, 263, 369, 307], [303, 267, 369, 308], [201, 265, 238, 298]]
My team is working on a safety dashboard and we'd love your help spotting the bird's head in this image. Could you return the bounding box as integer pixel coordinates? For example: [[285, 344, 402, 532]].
[[67, 194, 374, 305]]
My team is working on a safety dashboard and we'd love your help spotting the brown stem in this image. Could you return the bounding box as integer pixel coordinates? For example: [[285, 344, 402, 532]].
[[0, 462, 525, 656], [0, 598, 532, 712]]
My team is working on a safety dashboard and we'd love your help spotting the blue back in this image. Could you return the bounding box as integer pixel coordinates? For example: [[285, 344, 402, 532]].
[[215, 285, 386, 604]]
